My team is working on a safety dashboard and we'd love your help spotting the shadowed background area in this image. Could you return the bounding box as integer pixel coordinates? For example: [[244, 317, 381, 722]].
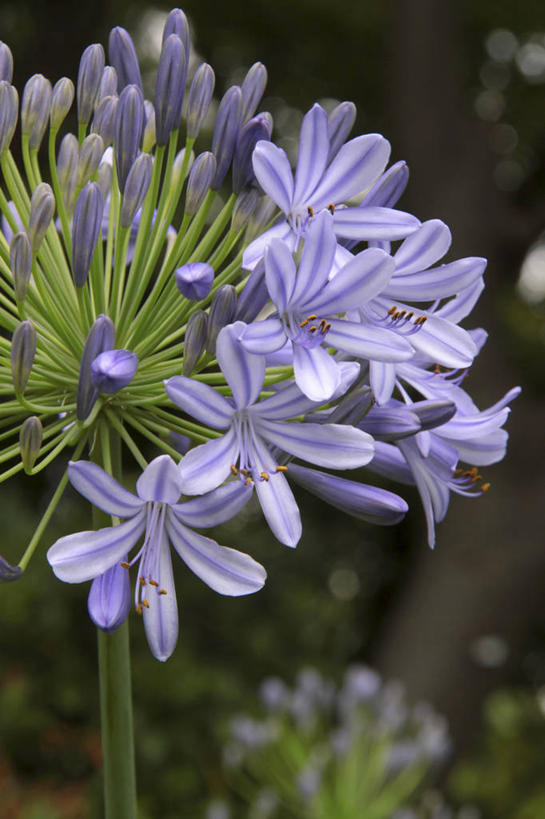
[[1, 1, 544, 816]]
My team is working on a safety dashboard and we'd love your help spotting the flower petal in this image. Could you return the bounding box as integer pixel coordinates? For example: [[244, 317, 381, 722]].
[[165, 375, 233, 429], [239, 317, 287, 355], [410, 316, 477, 368], [292, 343, 341, 402], [264, 237, 297, 312], [253, 379, 323, 420], [333, 206, 420, 241], [179, 427, 239, 495], [249, 433, 301, 547], [136, 454, 183, 504], [170, 480, 253, 528], [47, 510, 147, 583], [216, 322, 266, 409], [307, 248, 394, 315], [393, 219, 451, 274], [385, 257, 486, 302], [290, 210, 337, 307], [166, 511, 266, 595], [252, 140, 294, 214], [142, 529, 179, 661], [311, 134, 391, 209], [242, 221, 294, 272], [88, 559, 131, 633], [369, 360, 397, 405], [293, 103, 329, 205], [68, 460, 144, 518], [327, 319, 413, 362]]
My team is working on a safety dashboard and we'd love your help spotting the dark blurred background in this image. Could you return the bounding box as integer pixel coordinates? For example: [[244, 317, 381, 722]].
[[2, 1, 545, 816]]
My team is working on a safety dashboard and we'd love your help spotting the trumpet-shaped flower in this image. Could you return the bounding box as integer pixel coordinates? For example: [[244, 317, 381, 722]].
[[47, 455, 265, 661]]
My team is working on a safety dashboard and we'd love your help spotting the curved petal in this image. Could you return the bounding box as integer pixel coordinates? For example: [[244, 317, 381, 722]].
[[216, 322, 266, 409], [292, 343, 341, 402], [293, 103, 329, 204], [165, 376, 233, 429], [253, 379, 323, 420], [308, 247, 394, 315], [47, 510, 147, 583], [242, 221, 294, 271], [68, 460, 143, 518], [142, 529, 178, 662], [166, 512, 266, 595], [333, 206, 420, 241], [435, 279, 485, 323], [290, 209, 337, 307], [311, 134, 391, 209], [136, 455, 183, 505], [385, 257, 486, 302], [255, 417, 375, 469], [179, 427, 239, 495], [327, 319, 414, 362], [88, 559, 131, 633], [393, 219, 451, 274], [369, 360, 397, 405], [264, 238, 297, 312], [171, 480, 253, 528], [249, 433, 301, 547], [252, 140, 294, 213], [239, 317, 287, 355], [360, 160, 409, 208], [410, 316, 477, 368]]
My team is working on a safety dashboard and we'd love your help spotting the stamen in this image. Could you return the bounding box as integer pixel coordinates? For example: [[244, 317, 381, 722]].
[[139, 576, 146, 585], [327, 203, 335, 214], [241, 468, 250, 477], [275, 465, 288, 472], [149, 579, 159, 587], [245, 477, 253, 486], [159, 589, 167, 595], [307, 205, 314, 217], [387, 306, 397, 316], [434, 364, 442, 374], [230, 464, 238, 475], [481, 482, 490, 492], [300, 314, 317, 328], [260, 471, 269, 481], [308, 325, 317, 333], [120, 561, 130, 569], [141, 599, 150, 609], [136, 604, 143, 615]]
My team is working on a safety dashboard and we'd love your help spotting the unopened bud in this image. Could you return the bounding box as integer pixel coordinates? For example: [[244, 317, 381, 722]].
[[211, 86, 242, 189], [168, 431, 191, 454], [142, 100, 156, 152], [76, 133, 104, 188], [0, 82, 18, 152], [240, 62, 267, 122], [185, 151, 216, 216], [155, 34, 187, 146], [163, 8, 190, 60], [76, 314, 115, 420], [20, 416, 43, 472], [98, 66, 118, 101], [28, 183, 55, 252], [92, 94, 118, 147], [171, 147, 193, 188], [114, 84, 144, 193], [77, 44, 105, 125], [233, 113, 272, 193], [235, 260, 269, 323], [175, 262, 213, 302], [56, 133, 78, 210], [186, 63, 214, 139], [327, 101, 356, 163], [50, 77, 74, 131], [10, 232, 32, 301], [91, 348, 138, 393], [0, 555, 22, 582], [231, 187, 260, 234], [108, 27, 143, 93], [183, 309, 208, 375], [88, 561, 131, 633], [328, 385, 373, 426], [246, 195, 276, 244], [120, 153, 152, 228], [206, 284, 237, 354], [0, 42, 13, 83], [21, 74, 52, 150], [97, 160, 113, 200], [361, 160, 410, 208], [411, 400, 456, 431], [72, 182, 103, 287], [11, 320, 36, 394]]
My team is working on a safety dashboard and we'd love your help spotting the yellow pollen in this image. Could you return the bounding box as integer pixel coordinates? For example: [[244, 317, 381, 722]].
[[434, 364, 442, 374], [142, 599, 150, 609], [139, 576, 146, 586], [245, 477, 253, 486], [241, 468, 249, 476], [388, 305, 397, 316], [120, 561, 130, 569], [149, 579, 159, 587], [481, 482, 490, 492], [275, 465, 288, 472], [159, 589, 167, 595], [230, 464, 238, 475], [136, 604, 143, 615], [260, 472, 270, 481], [307, 205, 314, 217], [308, 325, 317, 333], [327, 203, 335, 214]]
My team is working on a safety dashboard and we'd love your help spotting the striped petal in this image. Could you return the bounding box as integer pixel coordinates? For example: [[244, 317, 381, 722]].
[[311, 134, 390, 209], [68, 460, 144, 518], [142, 529, 179, 661], [333, 206, 420, 241], [216, 322, 266, 409], [179, 427, 239, 495], [252, 140, 294, 213], [165, 375, 233, 429], [293, 103, 329, 204], [170, 481, 253, 528]]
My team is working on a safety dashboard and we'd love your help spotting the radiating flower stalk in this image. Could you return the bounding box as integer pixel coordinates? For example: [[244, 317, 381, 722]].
[[0, 7, 518, 816]]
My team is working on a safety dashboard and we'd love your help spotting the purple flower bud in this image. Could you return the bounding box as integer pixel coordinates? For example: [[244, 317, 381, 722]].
[[211, 86, 242, 189], [28, 183, 55, 252], [0, 42, 13, 83], [175, 262, 213, 301], [108, 26, 143, 93], [163, 8, 190, 61], [77, 44, 105, 125], [97, 160, 113, 200], [10, 232, 32, 301], [233, 113, 272, 193], [182, 309, 208, 375], [121, 153, 153, 228], [185, 151, 216, 216], [0, 555, 22, 582], [76, 314, 115, 420], [91, 348, 138, 393], [0, 82, 18, 152], [50, 77, 74, 131], [231, 187, 260, 234], [142, 100, 156, 152], [172, 147, 192, 186], [245, 195, 276, 244], [240, 62, 267, 122], [155, 34, 187, 146], [410, 399, 457, 431], [361, 160, 410, 208], [186, 63, 215, 139], [92, 94, 118, 147], [168, 431, 191, 455], [56, 133, 78, 209], [98, 65, 118, 100], [72, 182, 103, 287], [235, 260, 269, 323], [327, 101, 356, 163], [327, 385, 374, 426], [21, 74, 52, 150], [88, 560, 131, 633], [20, 415, 42, 473], [11, 320, 36, 394], [206, 284, 237, 354], [76, 133, 104, 188], [114, 84, 144, 193]]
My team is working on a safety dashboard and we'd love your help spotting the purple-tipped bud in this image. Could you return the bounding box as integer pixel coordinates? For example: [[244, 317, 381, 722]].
[[108, 27, 143, 93], [327, 101, 357, 163], [0, 82, 18, 152], [28, 183, 55, 252], [92, 95, 118, 147], [168, 431, 191, 454], [0, 42, 13, 83], [10, 232, 32, 301], [231, 187, 260, 234], [142, 100, 156, 152], [11, 320, 36, 394], [245, 195, 276, 244], [20, 415, 42, 473], [0, 555, 22, 582], [114, 84, 144, 193], [175, 262, 213, 301], [411, 400, 457, 431], [88, 561, 131, 633], [91, 348, 138, 393], [206, 284, 237, 354], [120, 153, 152, 228], [76, 314, 115, 420], [185, 151, 216, 216], [240, 62, 268, 122], [77, 44, 105, 126], [233, 113, 272, 193], [362, 160, 410, 208], [211, 86, 242, 189], [21, 74, 52, 150], [172, 147, 192, 187], [327, 385, 374, 426], [235, 260, 269, 323], [97, 160, 113, 200], [72, 182, 103, 287], [56, 133, 78, 210], [163, 8, 190, 60], [186, 63, 214, 139], [50, 77, 74, 131], [98, 66, 118, 101], [359, 406, 420, 441], [182, 309, 208, 375], [76, 133, 104, 188], [155, 34, 187, 146]]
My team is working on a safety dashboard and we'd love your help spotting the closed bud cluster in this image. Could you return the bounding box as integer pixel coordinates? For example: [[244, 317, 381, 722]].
[[108, 27, 143, 92], [185, 151, 216, 215], [175, 262, 214, 301], [72, 182, 103, 287], [21, 74, 52, 149], [155, 34, 187, 146], [10, 232, 32, 301], [76, 133, 104, 188], [77, 44, 105, 125], [20, 416, 43, 473], [50, 77, 74, 131], [182, 309, 208, 375], [121, 153, 153, 228], [0, 81, 18, 152], [28, 183, 55, 252], [11, 320, 36, 394], [91, 349, 138, 393], [76, 314, 115, 420], [186, 63, 215, 139], [114, 84, 144, 192], [206, 284, 237, 353], [212, 86, 242, 189]]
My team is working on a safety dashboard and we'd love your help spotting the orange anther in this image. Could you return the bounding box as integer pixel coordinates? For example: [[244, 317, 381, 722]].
[[120, 561, 130, 569]]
